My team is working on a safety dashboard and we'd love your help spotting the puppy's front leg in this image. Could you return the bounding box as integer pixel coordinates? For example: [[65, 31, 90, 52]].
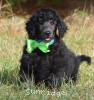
[[19, 54, 35, 82], [47, 67, 66, 90]]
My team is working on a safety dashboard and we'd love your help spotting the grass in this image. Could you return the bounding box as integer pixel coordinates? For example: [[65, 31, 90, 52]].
[[0, 5, 94, 100]]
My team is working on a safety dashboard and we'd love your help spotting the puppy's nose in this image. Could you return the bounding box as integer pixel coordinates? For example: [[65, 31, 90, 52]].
[[44, 31, 51, 36]]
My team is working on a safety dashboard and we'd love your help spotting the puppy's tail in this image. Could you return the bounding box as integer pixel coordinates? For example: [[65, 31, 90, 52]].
[[77, 55, 91, 65]]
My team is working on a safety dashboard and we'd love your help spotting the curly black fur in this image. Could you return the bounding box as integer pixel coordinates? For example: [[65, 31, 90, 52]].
[[19, 8, 91, 89]]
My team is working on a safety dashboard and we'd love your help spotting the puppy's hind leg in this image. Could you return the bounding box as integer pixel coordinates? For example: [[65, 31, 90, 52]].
[[71, 64, 80, 84]]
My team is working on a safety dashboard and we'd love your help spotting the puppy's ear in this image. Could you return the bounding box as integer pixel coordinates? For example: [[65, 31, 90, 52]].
[[56, 15, 67, 38], [26, 14, 37, 39]]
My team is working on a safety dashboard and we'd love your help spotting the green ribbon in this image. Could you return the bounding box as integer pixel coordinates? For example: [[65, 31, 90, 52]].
[[26, 39, 50, 53]]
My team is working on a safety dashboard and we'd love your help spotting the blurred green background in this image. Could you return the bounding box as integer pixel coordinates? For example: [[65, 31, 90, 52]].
[[2, 0, 94, 16]]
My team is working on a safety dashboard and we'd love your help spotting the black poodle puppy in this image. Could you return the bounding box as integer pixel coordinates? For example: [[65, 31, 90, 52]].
[[19, 8, 91, 89]]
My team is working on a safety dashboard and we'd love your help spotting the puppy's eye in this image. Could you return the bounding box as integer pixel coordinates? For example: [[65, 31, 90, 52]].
[[39, 21, 43, 25], [50, 20, 54, 25], [39, 19, 43, 25]]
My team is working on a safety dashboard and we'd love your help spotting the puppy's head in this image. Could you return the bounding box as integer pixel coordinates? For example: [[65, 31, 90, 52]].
[[26, 8, 67, 43]]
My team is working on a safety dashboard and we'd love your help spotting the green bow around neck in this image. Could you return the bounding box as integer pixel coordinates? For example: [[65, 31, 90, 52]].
[[26, 39, 50, 53]]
